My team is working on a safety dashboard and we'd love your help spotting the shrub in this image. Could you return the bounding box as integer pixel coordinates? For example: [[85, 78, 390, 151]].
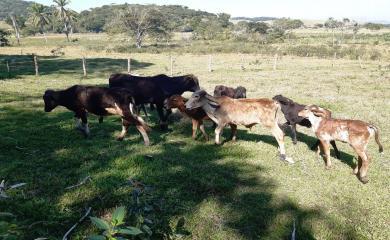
[[0, 29, 10, 47]]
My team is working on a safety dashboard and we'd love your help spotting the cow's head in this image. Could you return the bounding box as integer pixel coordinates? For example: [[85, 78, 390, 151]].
[[272, 94, 292, 105], [298, 105, 331, 119], [43, 90, 58, 112], [234, 86, 247, 98], [185, 90, 219, 110], [183, 74, 200, 92], [213, 85, 225, 97], [164, 95, 186, 109]]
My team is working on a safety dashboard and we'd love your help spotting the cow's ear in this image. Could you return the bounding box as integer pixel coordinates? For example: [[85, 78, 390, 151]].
[[205, 94, 220, 108], [311, 109, 326, 118]]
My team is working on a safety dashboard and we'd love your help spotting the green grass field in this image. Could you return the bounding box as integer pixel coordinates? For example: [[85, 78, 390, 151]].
[[0, 34, 389, 239]]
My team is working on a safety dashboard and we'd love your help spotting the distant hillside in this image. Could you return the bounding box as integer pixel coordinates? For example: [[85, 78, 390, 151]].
[[231, 17, 278, 22], [0, 0, 34, 20], [79, 4, 216, 32]]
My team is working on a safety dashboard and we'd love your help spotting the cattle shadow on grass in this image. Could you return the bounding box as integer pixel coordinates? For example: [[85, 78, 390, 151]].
[[0, 106, 360, 239], [0, 55, 153, 80]]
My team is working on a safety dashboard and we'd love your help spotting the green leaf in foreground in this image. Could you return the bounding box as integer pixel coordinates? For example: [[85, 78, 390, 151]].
[[90, 217, 110, 230], [117, 226, 143, 235], [88, 235, 106, 240], [111, 206, 126, 226]]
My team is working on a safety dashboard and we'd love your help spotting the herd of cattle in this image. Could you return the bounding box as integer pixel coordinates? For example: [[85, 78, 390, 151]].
[[43, 73, 383, 184]]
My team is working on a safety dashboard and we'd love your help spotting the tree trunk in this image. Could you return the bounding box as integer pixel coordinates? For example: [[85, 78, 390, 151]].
[[136, 31, 143, 48], [43, 32, 48, 43], [10, 15, 20, 45], [64, 22, 70, 42]]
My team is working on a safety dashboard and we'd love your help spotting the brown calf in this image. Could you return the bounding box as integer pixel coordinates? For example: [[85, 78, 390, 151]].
[[185, 90, 293, 163], [298, 105, 384, 183], [164, 95, 210, 140]]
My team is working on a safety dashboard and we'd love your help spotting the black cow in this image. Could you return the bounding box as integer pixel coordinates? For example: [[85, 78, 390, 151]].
[[214, 85, 247, 98], [272, 94, 340, 158], [43, 85, 151, 145], [109, 73, 200, 130]]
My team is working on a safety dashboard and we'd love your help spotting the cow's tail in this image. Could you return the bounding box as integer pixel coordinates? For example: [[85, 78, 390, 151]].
[[369, 124, 384, 154], [129, 102, 151, 132]]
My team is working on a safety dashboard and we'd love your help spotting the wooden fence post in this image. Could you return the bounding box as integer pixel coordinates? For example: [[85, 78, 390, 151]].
[[170, 56, 173, 76], [33, 55, 39, 76], [208, 55, 213, 72], [241, 55, 245, 71], [6, 60, 10, 76], [127, 57, 131, 74], [332, 52, 337, 67], [273, 53, 278, 71], [82, 56, 87, 77], [358, 56, 364, 69]]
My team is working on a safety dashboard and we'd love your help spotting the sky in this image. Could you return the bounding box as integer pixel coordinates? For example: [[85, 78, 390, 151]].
[[34, 0, 390, 23]]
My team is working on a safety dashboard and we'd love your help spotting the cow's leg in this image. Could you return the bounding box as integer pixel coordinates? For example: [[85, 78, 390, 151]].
[[192, 119, 199, 140], [74, 117, 82, 129], [229, 123, 237, 141], [353, 156, 362, 175], [320, 140, 331, 169], [140, 104, 148, 118], [76, 111, 89, 137], [156, 103, 168, 130], [271, 123, 294, 163], [199, 120, 209, 141], [117, 119, 130, 141], [215, 124, 224, 145], [291, 123, 298, 144], [356, 149, 370, 184], [330, 140, 340, 159], [136, 124, 150, 146]]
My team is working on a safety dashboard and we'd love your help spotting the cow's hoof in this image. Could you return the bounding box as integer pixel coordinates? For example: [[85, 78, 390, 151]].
[[293, 141, 297, 145], [325, 165, 332, 170], [116, 136, 124, 141], [360, 176, 369, 184], [144, 142, 150, 146], [280, 154, 294, 164]]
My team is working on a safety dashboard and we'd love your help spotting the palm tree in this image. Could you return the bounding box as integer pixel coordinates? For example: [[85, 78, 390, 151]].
[[53, 0, 72, 41], [28, 3, 50, 43]]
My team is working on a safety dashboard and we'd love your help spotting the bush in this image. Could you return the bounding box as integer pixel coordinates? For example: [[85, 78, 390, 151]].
[[0, 29, 10, 46]]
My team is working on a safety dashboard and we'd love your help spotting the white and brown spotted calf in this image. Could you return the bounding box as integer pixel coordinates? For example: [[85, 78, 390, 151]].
[[185, 90, 293, 163], [43, 85, 151, 145], [298, 105, 384, 183]]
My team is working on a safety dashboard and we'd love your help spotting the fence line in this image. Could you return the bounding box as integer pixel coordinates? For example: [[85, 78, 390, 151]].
[[1, 54, 378, 79]]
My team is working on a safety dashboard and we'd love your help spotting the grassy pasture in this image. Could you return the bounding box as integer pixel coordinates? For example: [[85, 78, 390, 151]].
[[0, 34, 390, 239]]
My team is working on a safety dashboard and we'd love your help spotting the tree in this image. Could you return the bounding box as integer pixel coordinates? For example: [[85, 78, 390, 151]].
[[273, 18, 303, 30], [364, 22, 383, 31], [0, 28, 10, 46], [325, 17, 339, 46], [117, 5, 171, 48], [53, 0, 74, 41], [28, 3, 50, 43], [352, 21, 359, 42]]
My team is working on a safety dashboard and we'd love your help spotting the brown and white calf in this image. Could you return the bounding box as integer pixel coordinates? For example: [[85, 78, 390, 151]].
[[185, 90, 293, 163], [298, 105, 383, 183], [164, 95, 210, 141], [43, 85, 151, 145]]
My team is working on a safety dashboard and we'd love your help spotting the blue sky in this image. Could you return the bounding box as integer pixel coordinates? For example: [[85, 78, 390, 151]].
[[34, 0, 390, 22]]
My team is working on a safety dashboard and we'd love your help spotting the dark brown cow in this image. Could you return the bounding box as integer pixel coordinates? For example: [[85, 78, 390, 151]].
[[214, 85, 247, 98], [109, 73, 200, 130], [43, 85, 150, 145], [298, 105, 383, 183]]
